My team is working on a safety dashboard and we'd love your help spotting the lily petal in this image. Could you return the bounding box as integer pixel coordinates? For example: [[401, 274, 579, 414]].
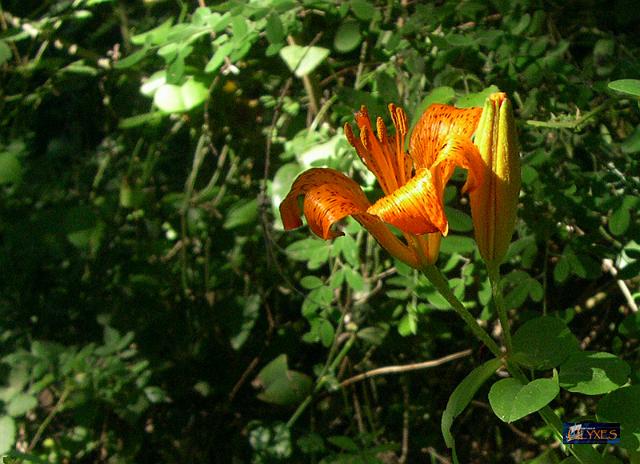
[[280, 167, 419, 267], [431, 136, 485, 195], [280, 168, 370, 239], [367, 168, 448, 236], [410, 104, 482, 170]]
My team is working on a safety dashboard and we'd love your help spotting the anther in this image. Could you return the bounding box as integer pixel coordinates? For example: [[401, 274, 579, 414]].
[[376, 117, 388, 142]]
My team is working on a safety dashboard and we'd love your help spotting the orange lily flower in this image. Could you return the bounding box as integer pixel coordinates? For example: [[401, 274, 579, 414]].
[[280, 103, 485, 269]]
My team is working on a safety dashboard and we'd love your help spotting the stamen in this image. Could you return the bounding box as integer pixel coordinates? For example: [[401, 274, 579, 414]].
[[344, 123, 357, 147], [395, 107, 408, 136], [360, 126, 371, 150], [388, 103, 398, 129], [376, 117, 388, 143]]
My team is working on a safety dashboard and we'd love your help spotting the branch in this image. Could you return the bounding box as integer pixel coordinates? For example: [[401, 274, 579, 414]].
[[338, 349, 473, 389]]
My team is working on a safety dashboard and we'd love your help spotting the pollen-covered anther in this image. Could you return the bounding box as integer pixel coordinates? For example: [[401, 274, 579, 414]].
[[360, 126, 372, 151], [344, 123, 356, 146], [394, 106, 408, 136], [376, 117, 388, 143]]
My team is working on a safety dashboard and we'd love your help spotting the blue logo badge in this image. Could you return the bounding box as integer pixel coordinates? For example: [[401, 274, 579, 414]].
[[562, 422, 620, 445]]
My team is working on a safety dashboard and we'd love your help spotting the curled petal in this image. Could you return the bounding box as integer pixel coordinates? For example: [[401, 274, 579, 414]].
[[431, 136, 485, 194], [280, 168, 370, 239], [279, 167, 419, 267], [367, 168, 448, 236], [410, 104, 482, 170]]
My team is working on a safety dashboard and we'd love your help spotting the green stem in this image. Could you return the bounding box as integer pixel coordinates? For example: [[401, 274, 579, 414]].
[[421, 265, 502, 358], [488, 266, 512, 354], [424, 264, 602, 464], [287, 334, 357, 429]]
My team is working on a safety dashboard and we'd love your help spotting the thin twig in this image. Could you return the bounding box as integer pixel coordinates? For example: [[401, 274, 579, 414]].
[[423, 446, 451, 464], [286, 34, 322, 119], [228, 357, 259, 402], [338, 349, 472, 389], [28, 387, 71, 452], [603, 258, 638, 312], [398, 380, 410, 463]]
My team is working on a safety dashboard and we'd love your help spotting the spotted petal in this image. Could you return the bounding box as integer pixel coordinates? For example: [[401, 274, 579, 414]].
[[431, 136, 485, 195], [280, 168, 419, 267], [367, 168, 448, 236], [280, 168, 370, 239], [410, 104, 482, 170]]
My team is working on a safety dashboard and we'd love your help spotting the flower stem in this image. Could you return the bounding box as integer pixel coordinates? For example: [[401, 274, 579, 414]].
[[423, 264, 601, 464], [488, 265, 512, 354], [286, 334, 356, 429], [421, 264, 502, 358]]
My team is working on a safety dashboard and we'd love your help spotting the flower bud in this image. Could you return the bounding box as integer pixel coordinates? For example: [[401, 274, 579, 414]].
[[470, 93, 521, 270]]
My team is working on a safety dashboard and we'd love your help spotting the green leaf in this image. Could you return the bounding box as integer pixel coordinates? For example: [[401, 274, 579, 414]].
[[441, 358, 502, 449], [144, 386, 169, 403], [608, 79, 640, 98], [300, 276, 323, 289], [597, 385, 640, 451], [609, 206, 630, 236], [397, 311, 417, 336], [0, 152, 22, 185], [229, 294, 261, 350], [344, 266, 364, 292], [357, 327, 386, 345], [621, 126, 640, 154], [114, 46, 149, 69], [0, 416, 15, 455], [446, 33, 476, 48], [118, 111, 164, 128], [440, 235, 476, 254], [266, 13, 285, 44], [445, 207, 473, 232], [255, 355, 313, 406], [619, 312, 640, 338], [412, 87, 456, 122], [205, 42, 234, 74], [489, 375, 559, 423], [130, 18, 173, 45], [318, 319, 335, 348], [285, 238, 331, 269], [6, 393, 37, 417], [279, 45, 329, 77], [554, 255, 570, 283], [153, 79, 209, 113], [0, 40, 11, 66], [302, 286, 333, 317], [140, 71, 167, 97], [456, 85, 500, 108], [559, 351, 630, 395], [512, 317, 580, 370], [333, 235, 359, 267], [223, 198, 258, 229], [350, 0, 375, 20], [334, 21, 361, 53], [328, 435, 359, 452]]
